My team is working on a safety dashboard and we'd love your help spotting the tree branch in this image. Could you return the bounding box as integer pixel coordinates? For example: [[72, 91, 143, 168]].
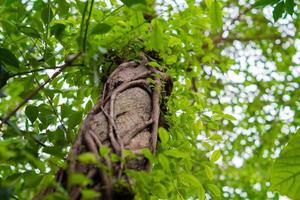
[[8, 64, 83, 78], [0, 53, 82, 129]]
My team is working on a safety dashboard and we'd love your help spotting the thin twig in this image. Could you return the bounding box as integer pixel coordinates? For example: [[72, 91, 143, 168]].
[[9, 64, 83, 78], [83, 0, 94, 53], [99, 5, 124, 23], [79, 0, 89, 51], [44, 0, 51, 52]]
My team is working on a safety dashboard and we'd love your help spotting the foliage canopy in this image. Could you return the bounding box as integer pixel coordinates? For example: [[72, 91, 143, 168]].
[[0, 0, 300, 199]]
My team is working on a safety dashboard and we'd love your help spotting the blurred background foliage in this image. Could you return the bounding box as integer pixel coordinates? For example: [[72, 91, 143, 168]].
[[0, 0, 300, 199]]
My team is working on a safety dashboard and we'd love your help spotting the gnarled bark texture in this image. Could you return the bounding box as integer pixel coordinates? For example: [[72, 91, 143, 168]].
[[34, 55, 172, 200]]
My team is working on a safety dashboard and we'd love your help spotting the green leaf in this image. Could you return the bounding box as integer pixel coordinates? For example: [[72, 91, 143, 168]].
[[18, 26, 41, 38], [111, 153, 121, 163], [0, 65, 9, 89], [165, 55, 177, 65], [25, 105, 39, 123], [121, 0, 146, 7], [51, 23, 66, 39], [181, 173, 202, 188], [43, 146, 64, 157], [222, 113, 236, 121], [205, 0, 212, 7], [68, 111, 82, 130], [130, 10, 144, 27], [44, 49, 56, 67], [99, 146, 110, 157], [141, 148, 155, 163], [273, 2, 285, 21], [158, 154, 170, 172], [204, 165, 214, 180], [254, 0, 280, 7], [57, 0, 70, 17], [285, 0, 295, 15], [210, 134, 223, 141], [90, 23, 111, 35], [149, 19, 164, 51], [164, 149, 189, 159], [0, 19, 16, 34], [38, 104, 55, 129], [41, 5, 54, 25], [207, 184, 221, 197], [69, 173, 91, 186], [152, 183, 168, 198], [78, 152, 97, 164], [158, 127, 169, 145], [208, 0, 223, 31], [61, 105, 72, 119], [211, 149, 221, 162], [0, 48, 19, 68], [81, 189, 101, 199], [197, 185, 206, 200], [270, 130, 300, 199]]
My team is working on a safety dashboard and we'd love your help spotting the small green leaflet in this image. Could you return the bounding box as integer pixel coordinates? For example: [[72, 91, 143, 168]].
[[255, 0, 295, 19], [158, 154, 170, 172], [25, 105, 39, 124], [121, 0, 146, 7], [273, 1, 285, 21], [164, 149, 189, 159], [44, 49, 56, 67], [158, 127, 169, 145], [141, 148, 155, 163], [181, 173, 205, 200], [149, 19, 164, 51], [270, 130, 300, 199], [41, 5, 54, 25], [81, 189, 101, 199], [130, 10, 144, 27], [43, 146, 64, 157], [68, 111, 82, 130], [181, 173, 202, 188], [78, 152, 97, 164], [204, 165, 214, 180], [205, 0, 212, 7], [90, 23, 111, 35], [51, 23, 66, 39], [0, 48, 19, 68], [285, 0, 295, 15], [0, 19, 16, 34], [211, 149, 221, 162], [208, 0, 223, 32], [69, 173, 91, 186], [152, 183, 168, 198], [207, 184, 221, 198], [18, 26, 41, 38], [0, 65, 9, 89], [99, 146, 110, 157]]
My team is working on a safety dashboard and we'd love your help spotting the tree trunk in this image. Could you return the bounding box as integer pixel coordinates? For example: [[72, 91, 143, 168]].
[[34, 54, 172, 200]]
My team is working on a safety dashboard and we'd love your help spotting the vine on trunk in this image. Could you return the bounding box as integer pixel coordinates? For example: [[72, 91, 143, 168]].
[[34, 53, 172, 200]]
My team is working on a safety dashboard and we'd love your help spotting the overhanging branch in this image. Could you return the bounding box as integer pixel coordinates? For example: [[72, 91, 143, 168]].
[[0, 53, 82, 130]]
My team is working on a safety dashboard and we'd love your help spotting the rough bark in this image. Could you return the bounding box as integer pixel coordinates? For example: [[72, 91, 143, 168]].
[[34, 54, 172, 200]]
